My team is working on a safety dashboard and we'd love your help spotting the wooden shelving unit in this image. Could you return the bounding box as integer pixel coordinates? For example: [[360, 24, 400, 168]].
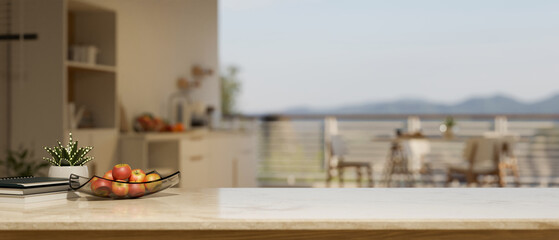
[[66, 0, 117, 130], [66, 61, 116, 73], [65, 0, 118, 175]]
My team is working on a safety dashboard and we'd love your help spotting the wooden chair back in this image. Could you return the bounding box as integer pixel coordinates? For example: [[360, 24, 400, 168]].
[[330, 135, 348, 157], [464, 137, 500, 171]]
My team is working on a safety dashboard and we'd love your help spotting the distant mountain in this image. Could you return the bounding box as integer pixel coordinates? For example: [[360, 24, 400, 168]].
[[532, 94, 559, 113], [283, 94, 559, 114], [448, 95, 528, 114]]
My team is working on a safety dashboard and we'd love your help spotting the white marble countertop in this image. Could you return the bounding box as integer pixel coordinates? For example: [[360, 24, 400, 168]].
[[119, 128, 253, 141], [1, 188, 558, 230]]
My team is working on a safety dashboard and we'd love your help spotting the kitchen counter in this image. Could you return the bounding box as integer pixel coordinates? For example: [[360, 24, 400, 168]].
[[119, 127, 254, 142], [2, 188, 559, 239]]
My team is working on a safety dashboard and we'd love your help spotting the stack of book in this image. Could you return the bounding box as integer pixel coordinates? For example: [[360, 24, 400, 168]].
[[0, 176, 77, 204]]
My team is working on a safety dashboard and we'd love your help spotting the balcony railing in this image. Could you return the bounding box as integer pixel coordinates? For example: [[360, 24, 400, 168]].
[[255, 114, 559, 187]]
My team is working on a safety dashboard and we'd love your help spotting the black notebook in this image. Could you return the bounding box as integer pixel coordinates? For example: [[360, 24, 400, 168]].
[[0, 191, 78, 204], [0, 176, 69, 195]]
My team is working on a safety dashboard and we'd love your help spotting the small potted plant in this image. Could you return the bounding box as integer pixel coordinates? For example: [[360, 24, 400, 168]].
[[442, 116, 456, 139], [43, 133, 93, 178]]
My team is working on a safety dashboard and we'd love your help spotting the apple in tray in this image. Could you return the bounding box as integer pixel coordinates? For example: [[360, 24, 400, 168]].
[[90, 177, 112, 197], [84, 163, 175, 198], [111, 181, 129, 197], [103, 170, 114, 180], [144, 173, 162, 192], [128, 183, 146, 198], [112, 164, 132, 181], [129, 169, 146, 182]]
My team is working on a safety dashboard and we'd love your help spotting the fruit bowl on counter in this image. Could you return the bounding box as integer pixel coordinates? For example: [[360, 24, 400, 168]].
[[69, 170, 180, 199]]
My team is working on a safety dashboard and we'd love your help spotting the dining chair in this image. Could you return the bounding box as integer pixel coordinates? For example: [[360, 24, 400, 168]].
[[446, 137, 518, 187], [325, 134, 374, 187]]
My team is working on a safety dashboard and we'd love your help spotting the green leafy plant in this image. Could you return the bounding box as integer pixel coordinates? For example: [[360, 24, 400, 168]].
[[220, 66, 242, 116], [43, 133, 94, 166], [0, 148, 50, 177], [444, 116, 456, 128]]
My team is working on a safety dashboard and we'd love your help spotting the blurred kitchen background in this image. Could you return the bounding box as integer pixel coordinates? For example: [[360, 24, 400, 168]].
[[1, 0, 559, 188]]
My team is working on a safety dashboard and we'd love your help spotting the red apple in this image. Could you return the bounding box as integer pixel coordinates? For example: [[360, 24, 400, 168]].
[[144, 173, 162, 192], [112, 164, 132, 180], [111, 181, 129, 197], [128, 183, 146, 198], [89, 176, 99, 186], [103, 170, 114, 180], [129, 169, 146, 182], [163, 124, 173, 132], [91, 177, 112, 197], [153, 117, 165, 131]]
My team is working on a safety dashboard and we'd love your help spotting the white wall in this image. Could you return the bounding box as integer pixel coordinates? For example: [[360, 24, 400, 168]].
[[78, 0, 219, 125]]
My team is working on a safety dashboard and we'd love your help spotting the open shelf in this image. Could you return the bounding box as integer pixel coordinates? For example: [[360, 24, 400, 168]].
[[66, 61, 116, 73], [71, 128, 117, 133], [67, 70, 116, 129], [67, 0, 114, 12], [67, 4, 116, 66], [66, 0, 117, 130]]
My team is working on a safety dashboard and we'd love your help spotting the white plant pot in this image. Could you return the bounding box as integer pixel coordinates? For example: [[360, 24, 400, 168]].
[[48, 166, 89, 179]]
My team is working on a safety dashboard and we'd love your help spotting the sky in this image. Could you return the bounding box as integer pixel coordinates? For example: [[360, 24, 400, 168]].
[[219, 0, 559, 114]]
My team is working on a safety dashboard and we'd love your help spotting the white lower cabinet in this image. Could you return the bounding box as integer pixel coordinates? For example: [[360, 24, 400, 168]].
[[207, 135, 234, 187], [179, 132, 257, 188], [233, 134, 258, 187], [120, 131, 257, 189], [179, 133, 210, 189]]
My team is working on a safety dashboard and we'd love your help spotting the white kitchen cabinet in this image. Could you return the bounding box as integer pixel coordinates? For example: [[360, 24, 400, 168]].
[[120, 129, 257, 188], [207, 132, 258, 188], [179, 131, 210, 189], [207, 134, 234, 187], [234, 134, 258, 187]]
